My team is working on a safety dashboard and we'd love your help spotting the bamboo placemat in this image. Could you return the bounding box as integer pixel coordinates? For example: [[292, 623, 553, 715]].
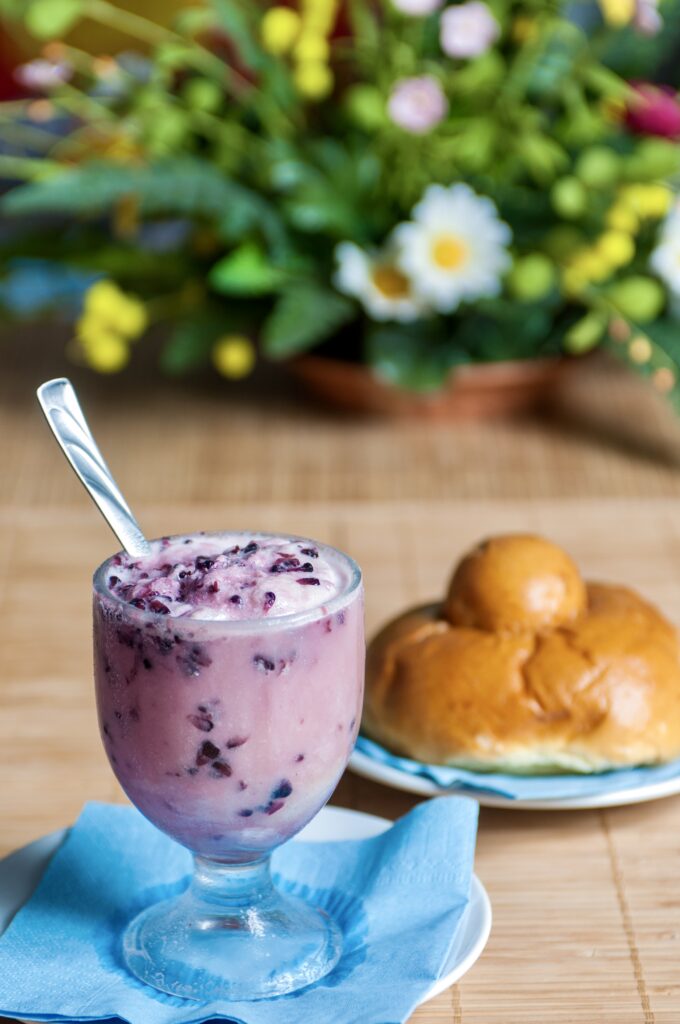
[[2, 498, 680, 1023], [4, 327, 680, 506]]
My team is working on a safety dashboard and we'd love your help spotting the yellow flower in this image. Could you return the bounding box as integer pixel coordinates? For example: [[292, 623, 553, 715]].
[[637, 184, 672, 218], [77, 319, 130, 373], [598, 0, 635, 25], [294, 32, 330, 63], [294, 60, 334, 100], [83, 280, 148, 339], [606, 203, 639, 233], [212, 335, 256, 379], [619, 183, 672, 218], [570, 250, 611, 283], [260, 6, 302, 56], [301, 0, 338, 35], [596, 231, 635, 268]]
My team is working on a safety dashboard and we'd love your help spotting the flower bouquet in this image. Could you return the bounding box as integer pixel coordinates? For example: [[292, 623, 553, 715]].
[[1, 0, 680, 409]]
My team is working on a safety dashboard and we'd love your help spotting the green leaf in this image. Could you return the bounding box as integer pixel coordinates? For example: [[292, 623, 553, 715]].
[[262, 284, 355, 359], [518, 134, 568, 185], [582, 65, 631, 101], [2, 158, 288, 254], [0, 0, 30, 16], [564, 311, 607, 355], [174, 6, 216, 35], [637, 317, 680, 364], [209, 243, 287, 296], [284, 183, 363, 238], [367, 323, 460, 393], [24, 0, 84, 38], [210, 0, 263, 70], [160, 319, 217, 374]]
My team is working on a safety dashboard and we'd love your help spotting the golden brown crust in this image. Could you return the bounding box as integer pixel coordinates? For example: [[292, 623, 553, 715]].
[[445, 534, 586, 633], [364, 537, 680, 772]]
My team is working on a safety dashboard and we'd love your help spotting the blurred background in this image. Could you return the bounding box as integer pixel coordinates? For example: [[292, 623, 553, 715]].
[[4, 12, 680, 1018], [3, 0, 680, 506]]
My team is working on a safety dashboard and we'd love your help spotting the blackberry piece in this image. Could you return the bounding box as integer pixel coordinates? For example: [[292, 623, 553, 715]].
[[196, 740, 220, 766], [271, 779, 293, 800]]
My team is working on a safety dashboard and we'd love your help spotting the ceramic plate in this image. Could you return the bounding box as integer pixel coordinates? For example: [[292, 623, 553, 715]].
[[0, 804, 491, 1012], [349, 748, 680, 810]]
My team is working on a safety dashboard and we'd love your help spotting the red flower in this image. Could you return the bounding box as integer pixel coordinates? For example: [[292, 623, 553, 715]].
[[625, 82, 680, 140]]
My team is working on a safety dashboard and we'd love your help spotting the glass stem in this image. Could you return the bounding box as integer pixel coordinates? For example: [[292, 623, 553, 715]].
[[190, 854, 276, 914]]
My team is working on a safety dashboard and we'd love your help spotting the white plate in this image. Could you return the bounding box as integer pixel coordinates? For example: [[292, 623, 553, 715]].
[[0, 804, 491, 1011], [350, 748, 680, 810]]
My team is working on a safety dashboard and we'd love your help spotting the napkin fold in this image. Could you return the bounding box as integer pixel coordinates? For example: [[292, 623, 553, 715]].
[[356, 734, 680, 801], [0, 797, 478, 1024]]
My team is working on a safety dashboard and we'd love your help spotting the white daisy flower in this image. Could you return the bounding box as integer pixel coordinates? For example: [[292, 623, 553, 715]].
[[391, 184, 512, 313], [333, 242, 429, 321], [650, 202, 680, 294]]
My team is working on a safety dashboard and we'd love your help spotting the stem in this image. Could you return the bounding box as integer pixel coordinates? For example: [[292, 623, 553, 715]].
[[191, 855, 275, 907], [56, 80, 115, 122], [83, 0, 247, 90], [82, 0, 293, 136], [84, 0, 175, 46]]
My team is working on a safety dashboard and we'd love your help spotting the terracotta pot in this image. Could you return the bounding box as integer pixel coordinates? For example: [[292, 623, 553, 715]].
[[289, 355, 570, 420]]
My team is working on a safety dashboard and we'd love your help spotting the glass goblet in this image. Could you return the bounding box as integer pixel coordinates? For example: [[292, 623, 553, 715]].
[[93, 532, 364, 1001]]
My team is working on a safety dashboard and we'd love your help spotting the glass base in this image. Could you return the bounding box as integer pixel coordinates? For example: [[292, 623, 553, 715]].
[[122, 855, 342, 1001]]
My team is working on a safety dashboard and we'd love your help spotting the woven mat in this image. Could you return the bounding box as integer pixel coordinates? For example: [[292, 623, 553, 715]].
[[1, 499, 680, 1023]]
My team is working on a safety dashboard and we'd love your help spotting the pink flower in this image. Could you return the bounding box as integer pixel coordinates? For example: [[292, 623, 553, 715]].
[[14, 59, 72, 92], [634, 0, 662, 35], [625, 83, 680, 140], [387, 75, 448, 135], [391, 0, 443, 13], [440, 1, 500, 59]]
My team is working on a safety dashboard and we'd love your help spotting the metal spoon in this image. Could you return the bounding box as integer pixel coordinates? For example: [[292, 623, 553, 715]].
[[36, 377, 151, 558]]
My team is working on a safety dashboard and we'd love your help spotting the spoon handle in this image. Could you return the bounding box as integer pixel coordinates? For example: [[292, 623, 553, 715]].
[[37, 378, 151, 558]]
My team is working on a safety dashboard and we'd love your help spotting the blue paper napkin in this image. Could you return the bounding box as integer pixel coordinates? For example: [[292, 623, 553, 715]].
[[0, 797, 478, 1024], [356, 735, 680, 801]]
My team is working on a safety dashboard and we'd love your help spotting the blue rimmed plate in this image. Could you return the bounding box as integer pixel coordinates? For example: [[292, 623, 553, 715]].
[[350, 741, 680, 810]]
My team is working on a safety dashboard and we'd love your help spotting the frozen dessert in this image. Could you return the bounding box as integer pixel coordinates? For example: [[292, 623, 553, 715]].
[[104, 533, 350, 621], [93, 532, 364, 860]]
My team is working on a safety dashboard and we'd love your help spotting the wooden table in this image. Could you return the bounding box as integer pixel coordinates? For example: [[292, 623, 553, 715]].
[[3, 340, 680, 1023]]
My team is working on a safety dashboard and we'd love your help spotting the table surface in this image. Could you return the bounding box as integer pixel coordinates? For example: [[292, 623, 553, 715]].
[[3, 341, 680, 1024]]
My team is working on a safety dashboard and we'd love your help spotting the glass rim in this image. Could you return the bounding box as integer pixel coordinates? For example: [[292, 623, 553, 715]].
[[92, 530, 363, 634]]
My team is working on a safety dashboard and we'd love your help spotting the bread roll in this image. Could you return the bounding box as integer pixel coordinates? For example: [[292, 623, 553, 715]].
[[363, 535, 680, 772]]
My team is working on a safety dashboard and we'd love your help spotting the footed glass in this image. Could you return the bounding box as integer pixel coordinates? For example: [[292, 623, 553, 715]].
[[92, 532, 364, 1001]]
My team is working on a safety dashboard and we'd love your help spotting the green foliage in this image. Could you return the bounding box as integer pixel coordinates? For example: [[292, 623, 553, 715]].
[[160, 318, 218, 374], [632, 318, 680, 366], [173, 6, 216, 36], [262, 284, 355, 359], [454, 299, 562, 362], [209, 0, 264, 71], [278, 142, 383, 241], [564, 311, 607, 354], [1, 0, 679, 398], [367, 322, 464, 392], [209, 244, 288, 296], [2, 159, 288, 254], [24, 0, 83, 38]]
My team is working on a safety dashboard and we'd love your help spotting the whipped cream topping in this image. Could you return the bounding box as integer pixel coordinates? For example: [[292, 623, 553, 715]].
[[103, 533, 349, 620]]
